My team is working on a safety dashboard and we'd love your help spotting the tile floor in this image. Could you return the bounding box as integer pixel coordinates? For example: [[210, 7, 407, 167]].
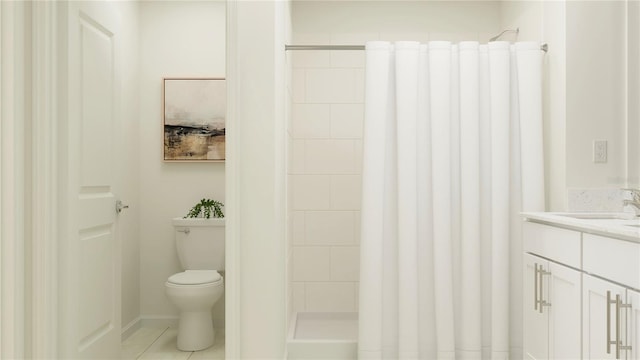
[[122, 326, 225, 360]]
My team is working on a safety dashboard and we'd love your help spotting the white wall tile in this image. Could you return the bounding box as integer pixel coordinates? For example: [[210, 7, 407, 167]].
[[292, 282, 306, 313], [287, 211, 293, 248], [331, 247, 360, 281], [292, 104, 331, 139], [287, 174, 294, 212], [293, 69, 306, 103], [291, 139, 305, 174], [292, 175, 331, 210], [331, 104, 364, 139], [331, 50, 365, 68], [293, 247, 331, 281], [287, 136, 293, 173], [293, 51, 331, 68], [286, 88, 293, 132], [293, 32, 332, 45], [354, 139, 363, 173], [306, 69, 357, 103], [354, 211, 361, 244], [355, 69, 365, 103], [355, 284, 359, 311], [305, 140, 356, 174], [292, 211, 305, 244], [305, 283, 356, 311], [331, 175, 361, 210], [305, 211, 355, 245]]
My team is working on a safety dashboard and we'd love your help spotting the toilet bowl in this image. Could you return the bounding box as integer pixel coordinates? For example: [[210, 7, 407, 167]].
[[167, 217, 225, 351], [165, 270, 224, 351]]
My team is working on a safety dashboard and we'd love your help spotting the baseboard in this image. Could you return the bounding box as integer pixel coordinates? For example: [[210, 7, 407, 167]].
[[140, 316, 180, 329], [121, 317, 141, 341], [131, 315, 224, 332]]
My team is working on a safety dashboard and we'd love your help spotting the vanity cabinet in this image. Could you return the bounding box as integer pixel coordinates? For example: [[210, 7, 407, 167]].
[[524, 253, 581, 360], [524, 217, 640, 360], [628, 289, 640, 360], [582, 274, 627, 359]]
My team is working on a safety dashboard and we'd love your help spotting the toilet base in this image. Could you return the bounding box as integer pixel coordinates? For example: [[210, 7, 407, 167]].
[[177, 311, 215, 351]]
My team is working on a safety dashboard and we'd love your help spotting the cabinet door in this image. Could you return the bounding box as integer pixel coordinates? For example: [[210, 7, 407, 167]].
[[524, 253, 549, 360], [548, 261, 581, 359], [626, 289, 640, 359], [583, 274, 626, 359]]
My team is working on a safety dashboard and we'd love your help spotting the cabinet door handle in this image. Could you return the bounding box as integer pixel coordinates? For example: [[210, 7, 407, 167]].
[[607, 291, 619, 357], [616, 294, 621, 359], [607, 291, 612, 355], [620, 299, 633, 356], [534, 263, 539, 311], [538, 265, 552, 313]]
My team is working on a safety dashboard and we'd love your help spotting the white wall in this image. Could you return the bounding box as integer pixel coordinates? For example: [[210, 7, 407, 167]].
[[293, 1, 501, 40], [566, 1, 627, 189], [117, 0, 141, 333], [500, 1, 568, 211], [629, 1, 640, 187], [226, 0, 289, 357], [1, 1, 28, 357], [138, 1, 226, 325], [501, 1, 640, 210], [541, 1, 568, 211]]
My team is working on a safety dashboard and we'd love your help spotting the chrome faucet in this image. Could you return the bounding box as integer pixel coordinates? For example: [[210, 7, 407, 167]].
[[622, 188, 640, 213]]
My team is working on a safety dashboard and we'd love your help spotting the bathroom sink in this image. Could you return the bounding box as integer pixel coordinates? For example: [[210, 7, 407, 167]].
[[554, 212, 635, 220]]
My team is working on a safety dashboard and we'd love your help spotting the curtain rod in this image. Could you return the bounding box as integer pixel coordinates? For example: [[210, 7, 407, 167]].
[[285, 43, 549, 53]]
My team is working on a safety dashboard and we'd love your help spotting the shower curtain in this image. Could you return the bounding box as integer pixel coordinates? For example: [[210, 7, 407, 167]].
[[358, 41, 545, 359]]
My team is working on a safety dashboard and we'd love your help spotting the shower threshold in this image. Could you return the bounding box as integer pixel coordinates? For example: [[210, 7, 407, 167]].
[[287, 312, 358, 360]]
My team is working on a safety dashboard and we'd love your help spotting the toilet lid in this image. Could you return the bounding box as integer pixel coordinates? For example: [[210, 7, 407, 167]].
[[168, 270, 222, 285]]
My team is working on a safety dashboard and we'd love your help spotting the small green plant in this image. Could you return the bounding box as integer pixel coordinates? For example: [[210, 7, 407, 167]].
[[185, 198, 224, 219]]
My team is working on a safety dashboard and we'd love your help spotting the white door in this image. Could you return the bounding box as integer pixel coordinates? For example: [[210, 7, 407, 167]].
[[548, 261, 581, 359], [58, 1, 122, 358], [524, 253, 549, 360], [626, 289, 640, 359], [583, 274, 626, 360]]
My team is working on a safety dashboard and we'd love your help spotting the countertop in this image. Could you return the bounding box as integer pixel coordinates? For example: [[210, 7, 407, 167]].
[[522, 212, 640, 241]]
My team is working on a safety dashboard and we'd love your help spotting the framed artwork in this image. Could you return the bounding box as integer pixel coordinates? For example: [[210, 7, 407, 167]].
[[163, 78, 226, 161]]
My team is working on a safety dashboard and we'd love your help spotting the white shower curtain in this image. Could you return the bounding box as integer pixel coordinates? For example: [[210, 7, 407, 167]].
[[358, 41, 545, 360]]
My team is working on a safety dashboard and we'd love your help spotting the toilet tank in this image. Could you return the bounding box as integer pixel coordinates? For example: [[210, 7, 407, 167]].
[[172, 218, 225, 270]]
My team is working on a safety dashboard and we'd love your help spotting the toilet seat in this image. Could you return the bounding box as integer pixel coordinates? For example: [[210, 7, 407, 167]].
[[168, 270, 222, 285]]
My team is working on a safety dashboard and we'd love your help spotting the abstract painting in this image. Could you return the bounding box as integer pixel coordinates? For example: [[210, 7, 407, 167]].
[[163, 78, 226, 161]]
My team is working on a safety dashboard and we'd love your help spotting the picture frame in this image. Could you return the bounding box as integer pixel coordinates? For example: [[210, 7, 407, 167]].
[[163, 78, 226, 162]]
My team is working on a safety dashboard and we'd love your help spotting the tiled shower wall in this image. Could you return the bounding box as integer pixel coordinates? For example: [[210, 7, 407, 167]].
[[286, 31, 492, 315], [287, 34, 365, 314]]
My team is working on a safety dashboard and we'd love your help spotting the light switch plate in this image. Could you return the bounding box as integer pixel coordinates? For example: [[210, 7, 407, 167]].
[[593, 140, 607, 163]]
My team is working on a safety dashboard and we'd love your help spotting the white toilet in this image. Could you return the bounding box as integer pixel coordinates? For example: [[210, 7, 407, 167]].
[[165, 217, 225, 351]]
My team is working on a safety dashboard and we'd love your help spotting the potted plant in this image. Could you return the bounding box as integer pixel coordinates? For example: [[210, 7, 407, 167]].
[[184, 198, 224, 219]]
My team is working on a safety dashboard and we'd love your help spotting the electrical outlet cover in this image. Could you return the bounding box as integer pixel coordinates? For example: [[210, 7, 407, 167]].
[[593, 140, 607, 163]]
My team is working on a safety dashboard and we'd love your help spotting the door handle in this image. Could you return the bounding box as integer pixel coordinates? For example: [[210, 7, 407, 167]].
[[116, 200, 129, 214]]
